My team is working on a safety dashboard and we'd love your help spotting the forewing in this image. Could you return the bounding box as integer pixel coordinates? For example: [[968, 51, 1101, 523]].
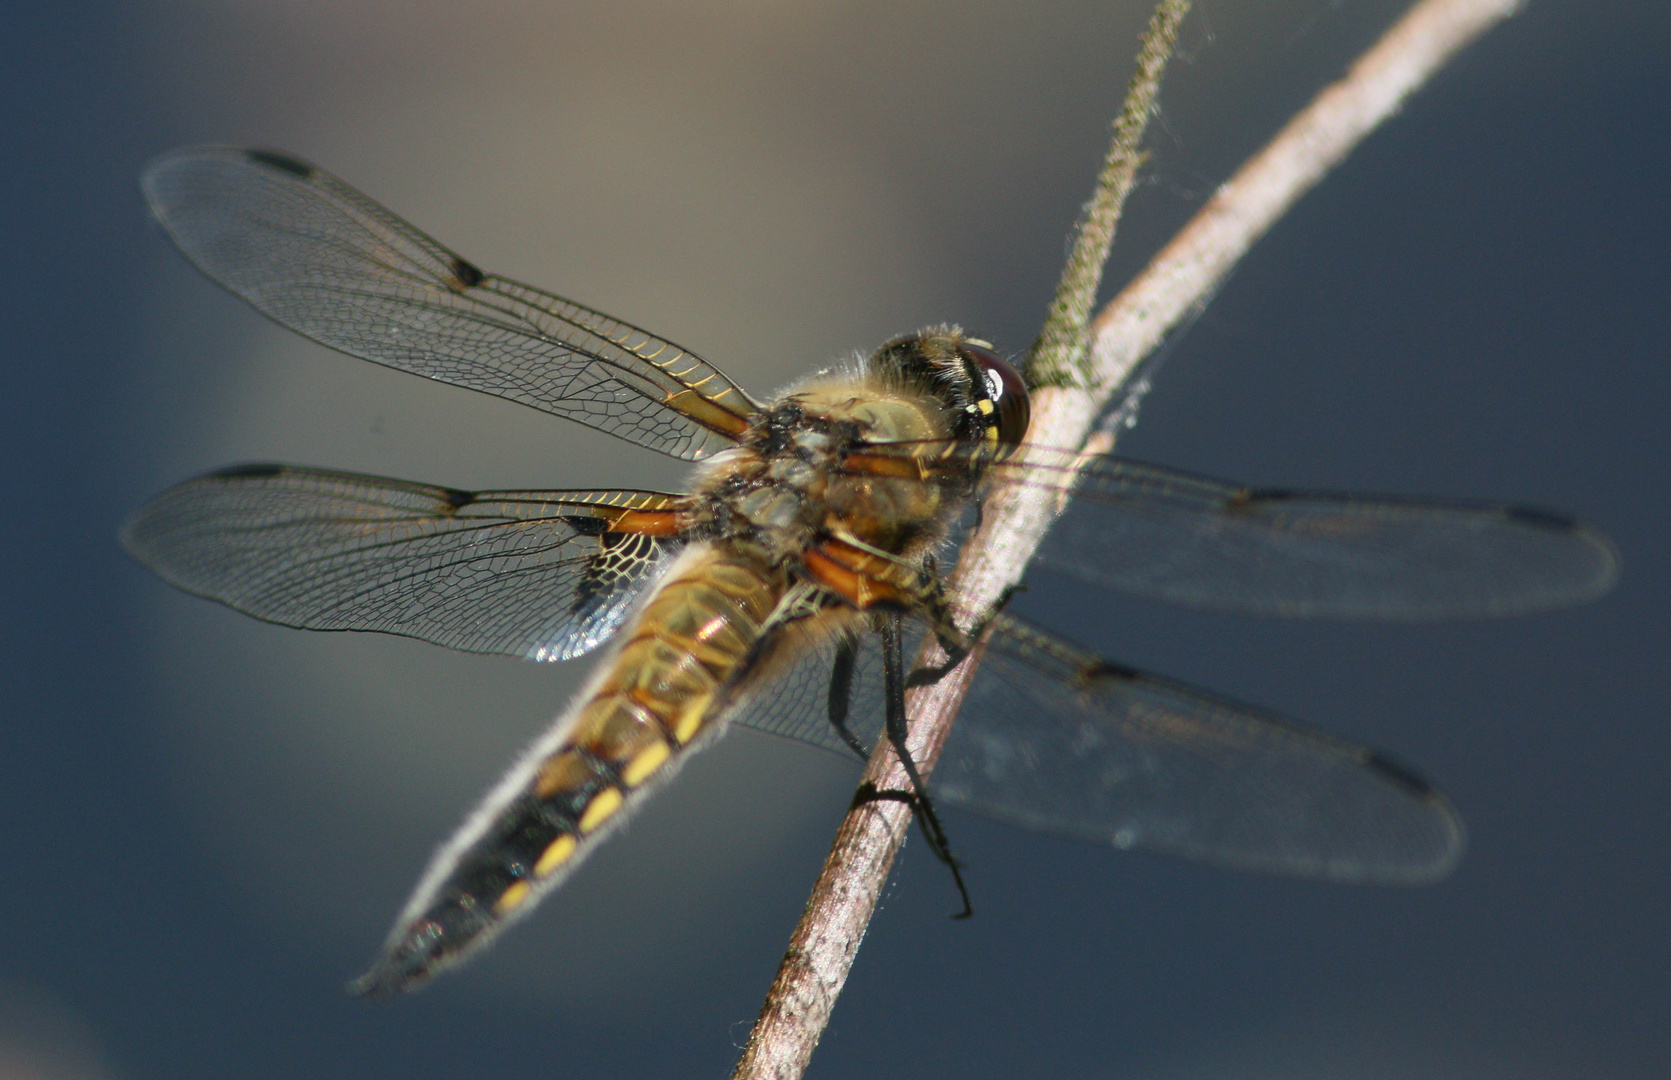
[[1019, 453, 1618, 619], [932, 614, 1465, 884], [142, 146, 758, 461], [121, 465, 686, 662]]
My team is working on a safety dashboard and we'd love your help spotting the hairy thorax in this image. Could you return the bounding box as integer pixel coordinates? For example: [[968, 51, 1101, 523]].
[[684, 375, 962, 577]]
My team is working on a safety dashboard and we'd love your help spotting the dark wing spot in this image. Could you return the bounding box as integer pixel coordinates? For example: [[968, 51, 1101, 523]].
[[569, 531, 659, 615], [1502, 504, 1580, 531], [245, 149, 314, 179], [1084, 659, 1142, 683], [564, 515, 610, 537], [450, 257, 485, 288], [1364, 750, 1437, 798], [440, 487, 476, 510], [212, 462, 287, 479]]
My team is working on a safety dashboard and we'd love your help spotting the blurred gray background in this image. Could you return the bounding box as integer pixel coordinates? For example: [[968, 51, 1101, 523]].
[[2, 1, 1667, 1077]]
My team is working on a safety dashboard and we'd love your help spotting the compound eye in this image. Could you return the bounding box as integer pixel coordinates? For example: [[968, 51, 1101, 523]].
[[960, 342, 1031, 455]]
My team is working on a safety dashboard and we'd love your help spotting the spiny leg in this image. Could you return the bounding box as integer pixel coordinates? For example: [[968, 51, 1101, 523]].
[[825, 633, 873, 762], [907, 582, 1028, 689], [879, 612, 972, 919]]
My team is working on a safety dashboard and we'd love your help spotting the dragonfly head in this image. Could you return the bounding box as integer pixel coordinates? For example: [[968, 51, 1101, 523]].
[[868, 328, 1031, 461]]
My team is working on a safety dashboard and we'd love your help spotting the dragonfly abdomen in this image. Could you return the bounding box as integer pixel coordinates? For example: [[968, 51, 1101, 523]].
[[352, 544, 786, 995]]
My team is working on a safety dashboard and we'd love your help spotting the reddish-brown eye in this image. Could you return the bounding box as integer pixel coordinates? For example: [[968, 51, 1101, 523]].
[[960, 342, 1031, 454]]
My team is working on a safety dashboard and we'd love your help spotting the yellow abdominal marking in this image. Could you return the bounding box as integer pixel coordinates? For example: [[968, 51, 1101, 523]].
[[535, 834, 578, 877], [578, 786, 624, 833], [494, 880, 531, 914], [621, 740, 672, 787], [672, 693, 714, 743]]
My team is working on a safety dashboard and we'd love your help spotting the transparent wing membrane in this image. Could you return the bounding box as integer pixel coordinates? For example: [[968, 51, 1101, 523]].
[[843, 444, 1619, 620], [730, 626, 891, 759], [1031, 454, 1617, 619], [122, 465, 686, 662], [728, 611, 1461, 883], [142, 147, 758, 461], [934, 615, 1465, 883]]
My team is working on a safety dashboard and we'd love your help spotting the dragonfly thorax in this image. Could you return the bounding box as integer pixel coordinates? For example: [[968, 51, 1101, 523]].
[[687, 369, 965, 578]]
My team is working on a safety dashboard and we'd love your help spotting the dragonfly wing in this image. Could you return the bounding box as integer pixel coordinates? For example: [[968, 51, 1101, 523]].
[[728, 622, 890, 760], [122, 465, 686, 662], [1027, 455, 1618, 619], [142, 146, 758, 461], [931, 614, 1465, 884], [719, 608, 1461, 883]]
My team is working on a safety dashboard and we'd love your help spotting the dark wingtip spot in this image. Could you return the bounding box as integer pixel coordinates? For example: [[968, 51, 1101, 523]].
[[1502, 504, 1580, 531], [246, 149, 315, 178], [1085, 659, 1141, 683], [1224, 488, 1275, 514], [441, 487, 476, 510], [212, 462, 287, 479], [1365, 751, 1436, 798], [450, 257, 485, 288]]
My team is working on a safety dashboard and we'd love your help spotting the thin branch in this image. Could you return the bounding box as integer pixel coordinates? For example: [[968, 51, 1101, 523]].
[[730, 1, 1522, 1077], [1030, 0, 1193, 393]]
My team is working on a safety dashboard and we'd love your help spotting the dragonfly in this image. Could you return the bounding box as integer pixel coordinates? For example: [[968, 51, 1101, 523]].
[[123, 146, 1618, 996]]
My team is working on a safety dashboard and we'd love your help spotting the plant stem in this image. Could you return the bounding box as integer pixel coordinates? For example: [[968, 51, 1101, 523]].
[[1030, 0, 1193, 393], [729, 2, 1522, 1077]]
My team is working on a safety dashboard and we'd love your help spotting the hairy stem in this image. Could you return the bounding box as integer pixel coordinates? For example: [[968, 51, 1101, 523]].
[[1029, 0, 1193, 392]]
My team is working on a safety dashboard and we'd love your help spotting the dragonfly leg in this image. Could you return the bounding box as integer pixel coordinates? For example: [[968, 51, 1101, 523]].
[[824, 633, 873, 762], [907, 582, 1028, 689], [878, 612, 973, 919]]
